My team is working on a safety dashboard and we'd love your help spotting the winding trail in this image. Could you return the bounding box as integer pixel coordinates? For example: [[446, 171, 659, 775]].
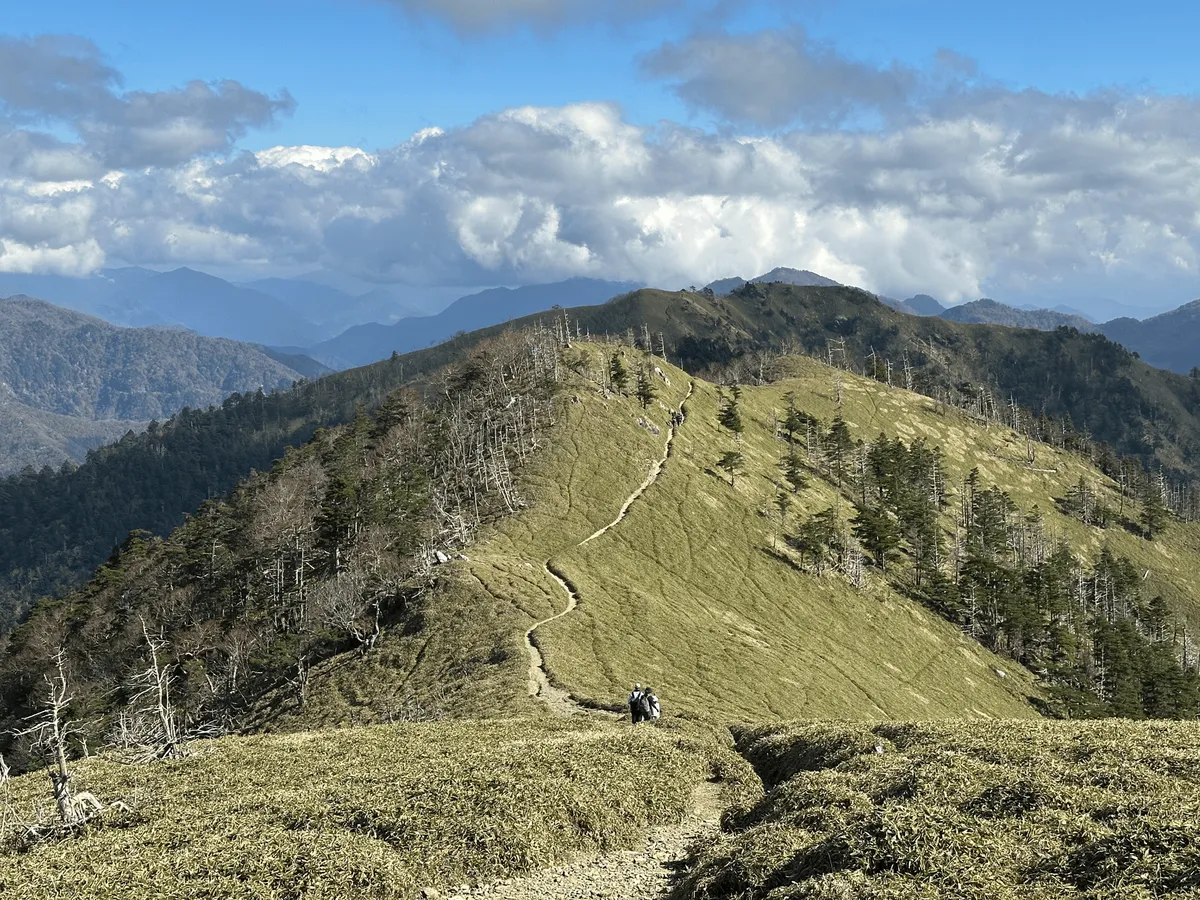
[[523, 382, 694, 716]]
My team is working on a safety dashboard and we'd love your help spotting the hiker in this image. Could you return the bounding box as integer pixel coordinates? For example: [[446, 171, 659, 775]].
[[628, 683, 644, 724], [645, 688, 661, 723]]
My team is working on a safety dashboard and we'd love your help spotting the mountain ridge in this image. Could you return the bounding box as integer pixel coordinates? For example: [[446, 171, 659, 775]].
[[0, 294, 317, 474]]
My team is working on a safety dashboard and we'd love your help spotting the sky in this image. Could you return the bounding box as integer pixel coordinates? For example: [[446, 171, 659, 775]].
[[3, 0, 1200, 310]]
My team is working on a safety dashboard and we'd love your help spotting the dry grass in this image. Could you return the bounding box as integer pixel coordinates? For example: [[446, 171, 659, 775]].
[[681, 718, 1200, 899], [0, 718, 738, 899], [529, 350, 1038, 721]]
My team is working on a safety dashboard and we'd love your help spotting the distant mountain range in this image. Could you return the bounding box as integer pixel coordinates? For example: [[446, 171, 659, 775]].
[[0, 268, 442, 346], [939, 298, 1098, 332], [0, 296, 322, 475], [1099, 301, 1200, 374], [309, 277, 643, 369]]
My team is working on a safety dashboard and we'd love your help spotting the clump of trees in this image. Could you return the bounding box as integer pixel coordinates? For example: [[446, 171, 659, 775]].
[[768, 408, 1196, 719]]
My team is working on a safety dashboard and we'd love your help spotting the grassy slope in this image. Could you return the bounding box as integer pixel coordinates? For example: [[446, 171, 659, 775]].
[[0, 720, 730, 899], [532, 353, 1037, 721], [536, 354, 1200, 717], [684, 718, 1200, 899], [263, 350, 694, 728]]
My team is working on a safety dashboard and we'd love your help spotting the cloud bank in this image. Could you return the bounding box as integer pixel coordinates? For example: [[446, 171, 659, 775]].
[[3, 29, 1200, 301]]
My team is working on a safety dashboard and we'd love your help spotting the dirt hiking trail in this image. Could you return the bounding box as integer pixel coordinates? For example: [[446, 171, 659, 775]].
[[524, 384, 693, 716], [432, 781, 722, 900]]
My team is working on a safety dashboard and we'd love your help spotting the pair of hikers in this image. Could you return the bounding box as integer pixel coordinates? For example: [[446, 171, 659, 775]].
[[627, 683, 661, 724]]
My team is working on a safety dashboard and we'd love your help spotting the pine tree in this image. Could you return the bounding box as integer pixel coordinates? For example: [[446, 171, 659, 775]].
[[825, 416, 854, 487], [716, 450, 744, 486], [781, 445, 807, 493], [852, 504, 900, 571], [718, 386, 744, 438], [635, 366, 656, 410], [1140, 474, 1170, 540], [773, 487, 792, 549], [609, 352, 629, 394], [792, 507, 839, 574]]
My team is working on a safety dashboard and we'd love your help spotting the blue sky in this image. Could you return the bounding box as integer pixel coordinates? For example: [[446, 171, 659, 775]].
[[3, 0, 1200, 310], [8, 0, 1198, 149]]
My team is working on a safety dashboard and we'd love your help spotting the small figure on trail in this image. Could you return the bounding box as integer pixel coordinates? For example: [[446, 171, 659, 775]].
[[645, 688, 661, 723], [628, 683, 644, 724]]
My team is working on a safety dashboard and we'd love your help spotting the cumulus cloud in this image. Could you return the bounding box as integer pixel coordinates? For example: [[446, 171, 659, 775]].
[[642, 26, 919, 128], [9, 95, 1200, 302], [4, 30, 1200, 304], [375, 0, 681, 32], [0, 35, 294, 172]]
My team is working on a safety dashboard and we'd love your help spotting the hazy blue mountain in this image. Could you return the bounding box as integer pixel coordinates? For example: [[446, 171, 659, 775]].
[[939, 298, 1097, 332], [0, 295, 315, 473], [1099, 300, 1200, 374], [310, 277, 642, 368], [116, 268, 324, 346], [704, 276, 747, 295], [904, 294, 946, 316], [0, 267, 156, 317]]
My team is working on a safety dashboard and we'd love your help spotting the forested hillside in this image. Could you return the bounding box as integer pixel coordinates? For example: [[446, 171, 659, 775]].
[[6, 334, 1200, 766], [0, 297, 316, 475], [6, 282, 1200, 635]]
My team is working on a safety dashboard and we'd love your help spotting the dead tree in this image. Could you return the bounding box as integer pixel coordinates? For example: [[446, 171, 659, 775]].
[[17, 650, 123, 831], [128, 620, 185, 759]]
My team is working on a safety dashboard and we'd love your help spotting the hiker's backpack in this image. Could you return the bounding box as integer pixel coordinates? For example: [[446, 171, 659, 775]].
[[637, 693, 652, 717]]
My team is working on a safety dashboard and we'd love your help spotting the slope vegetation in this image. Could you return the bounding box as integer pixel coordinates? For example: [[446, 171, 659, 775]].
[[7, 280, 1200, 640], [684, 719, 1200, 900], [0, 719, 731, 900]]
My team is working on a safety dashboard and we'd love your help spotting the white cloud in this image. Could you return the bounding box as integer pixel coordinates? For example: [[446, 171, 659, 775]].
[[3, 35, 1200, 303]]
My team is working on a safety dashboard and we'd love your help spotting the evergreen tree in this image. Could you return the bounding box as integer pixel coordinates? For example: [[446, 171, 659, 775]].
[[773, 487, 792, 549], [781, 445, 807, 493], [718, 387, 744, 438], [716, 450, 744, 486], [635, 366, 657, 410], [1139, 475, 1170, 540], [852, 504, 900, 571], [825, 416, 854, 486], [609, 352, 629, 394], [791, 507, 839, 574]]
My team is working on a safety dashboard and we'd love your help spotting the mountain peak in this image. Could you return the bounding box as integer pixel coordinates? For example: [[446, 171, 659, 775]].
[[750, 267, 840, 287]]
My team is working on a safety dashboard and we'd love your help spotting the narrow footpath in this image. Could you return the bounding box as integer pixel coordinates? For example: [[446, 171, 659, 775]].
[[523, 383, 693, 716], [440, 782, 722, 900]]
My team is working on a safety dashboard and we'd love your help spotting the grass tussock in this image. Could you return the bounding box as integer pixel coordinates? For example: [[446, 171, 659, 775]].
[[0, 718, 734, 899], [679, 719, 1200, 899]]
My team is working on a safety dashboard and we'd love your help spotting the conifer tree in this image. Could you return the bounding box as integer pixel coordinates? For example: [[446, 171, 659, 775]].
[[773, 487, 792, 549], [1140, 473, 1169, 540], [609, 352, 629, 394], [718, 386, 744, 438], [635, 366, 656, 410], [781, 445, 807, 493], [852, 504, 900, 571], [716, 449, 744, 486], [825, 416, 854, 487]]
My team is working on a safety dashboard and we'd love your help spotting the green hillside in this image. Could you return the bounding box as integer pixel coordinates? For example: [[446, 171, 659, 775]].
[[5, 281, 1200, 638], [0, 296, 314, 475], [4, 335, 1200, 898]]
